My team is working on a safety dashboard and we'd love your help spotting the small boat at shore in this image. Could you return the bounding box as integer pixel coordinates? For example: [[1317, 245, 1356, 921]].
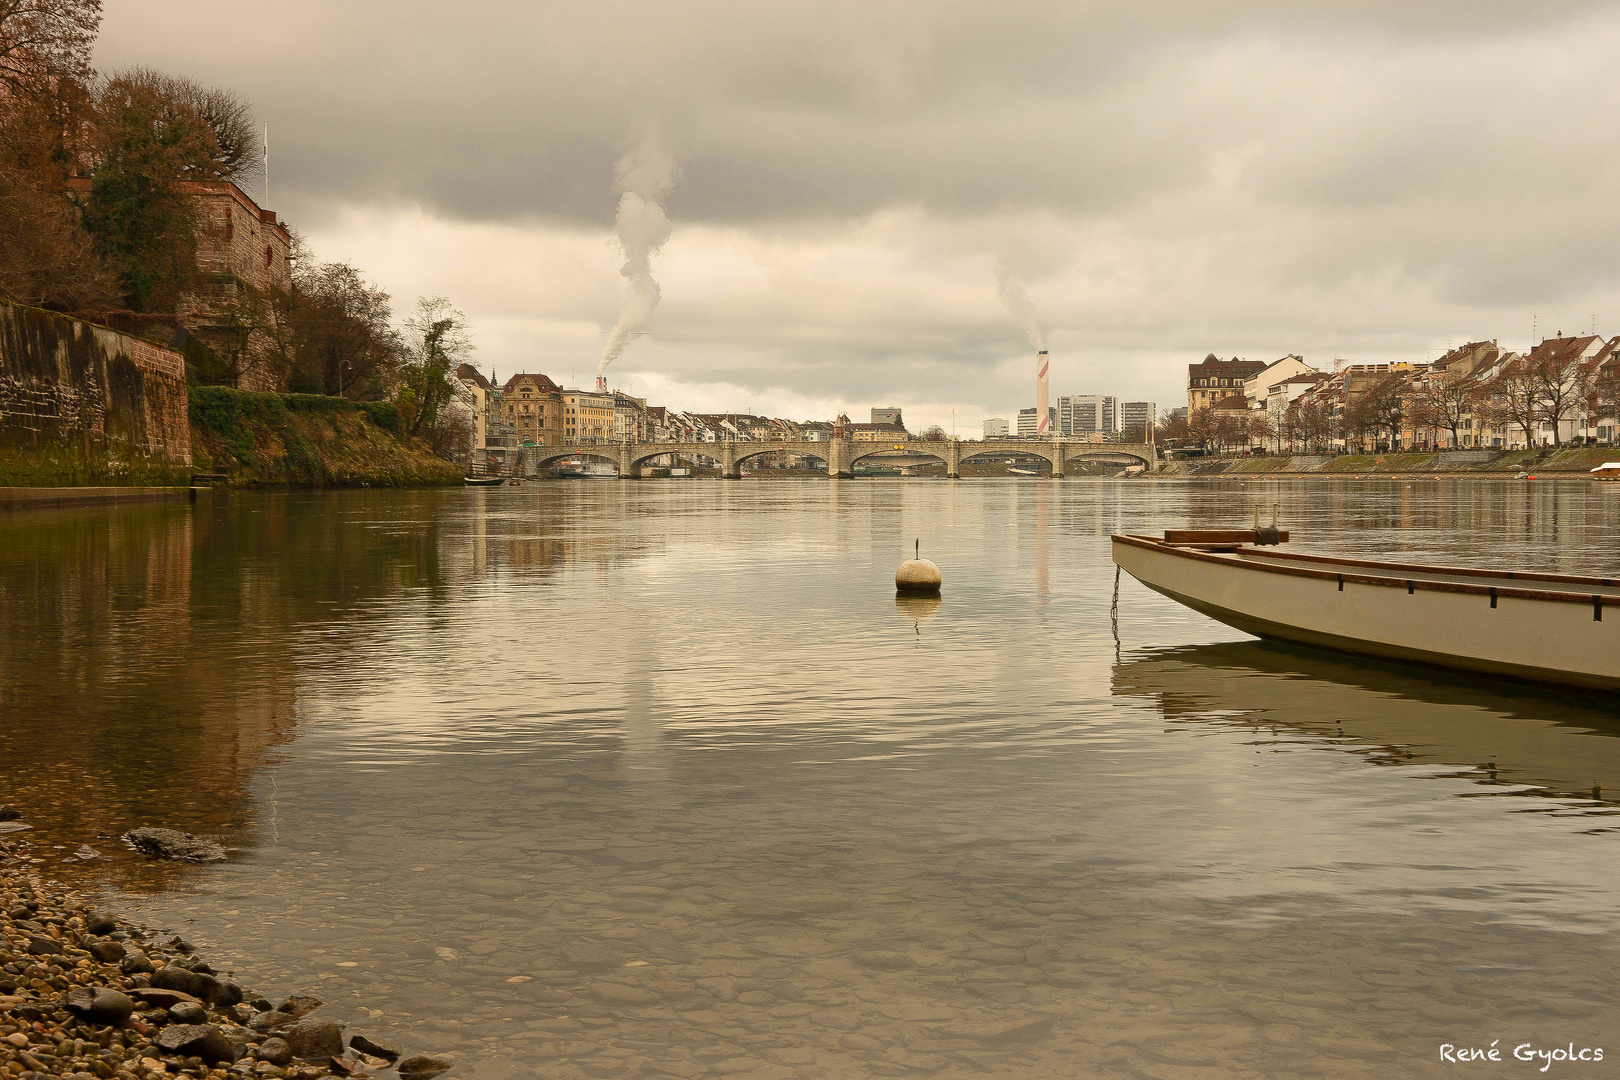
[[1112, 530, 1620, 691], [1591, 462, 1620, 481], [464, 476, 507, 487]]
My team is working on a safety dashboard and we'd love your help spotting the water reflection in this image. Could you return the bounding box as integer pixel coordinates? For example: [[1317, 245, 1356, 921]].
[[1113, 641, 1620, 806], [3, 481, 1620, 1077]]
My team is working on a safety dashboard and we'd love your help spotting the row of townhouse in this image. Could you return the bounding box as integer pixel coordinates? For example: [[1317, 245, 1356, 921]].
[[443, 369, 910, 468], [1282, 335, 1620, 451], [1185, 336, 1620, 453]]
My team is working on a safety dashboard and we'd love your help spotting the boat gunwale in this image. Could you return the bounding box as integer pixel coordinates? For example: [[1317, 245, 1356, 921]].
[[1112, 534, 1616, 607]]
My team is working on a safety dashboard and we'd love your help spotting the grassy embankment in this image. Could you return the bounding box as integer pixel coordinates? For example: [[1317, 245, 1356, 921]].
[[188, 387, 461, 487]]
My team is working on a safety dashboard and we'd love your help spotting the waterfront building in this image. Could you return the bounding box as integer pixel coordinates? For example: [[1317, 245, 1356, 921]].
[[451, 365, 519, 469], [1061, 395, 1118, 437], [612, 391, 648, 442], [563, 388, 616, 443], [1188, 354, 1269, 415], [1242, 355, 1318, 408], [1120, 401, 1157, 439], [502, 373, 564, 446], [983, 417, 1009, 438]]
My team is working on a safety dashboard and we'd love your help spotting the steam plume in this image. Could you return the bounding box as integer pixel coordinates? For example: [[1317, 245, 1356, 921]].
[[598, 134, 679, 378], [995, 257, 1046, 351]]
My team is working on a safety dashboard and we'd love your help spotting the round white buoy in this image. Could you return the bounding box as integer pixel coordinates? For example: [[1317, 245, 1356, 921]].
[[897, 539, 942, 593], [895, 559, 941, 592]]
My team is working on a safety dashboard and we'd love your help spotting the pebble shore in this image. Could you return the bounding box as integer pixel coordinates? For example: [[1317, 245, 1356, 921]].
[[0, 830, 449, 1080]]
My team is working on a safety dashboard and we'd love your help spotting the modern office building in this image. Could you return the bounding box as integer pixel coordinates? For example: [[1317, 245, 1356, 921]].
[[1120, 401, 1157, 438], [1060, 395, 1118, 436], [983, 417, 1009, 438], [1017, 407, 1057, 438], [871, 407, 904, 427]]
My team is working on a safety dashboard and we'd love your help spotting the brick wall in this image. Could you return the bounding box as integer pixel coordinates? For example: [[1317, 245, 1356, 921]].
[[0, 301, 192, 470]]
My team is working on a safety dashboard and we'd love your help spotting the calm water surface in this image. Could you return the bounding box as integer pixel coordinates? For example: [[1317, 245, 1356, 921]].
[[3, 479, 1620, 1079]]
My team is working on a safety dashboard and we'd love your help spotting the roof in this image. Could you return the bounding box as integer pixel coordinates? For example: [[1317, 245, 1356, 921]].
[[502, 372, 561, 393], [454, 364, 491, 389], [1211, 394, 1251, 410], [1189, 354, 1269, 378]]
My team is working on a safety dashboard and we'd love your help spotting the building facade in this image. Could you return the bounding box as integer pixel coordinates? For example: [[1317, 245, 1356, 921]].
[[983, 417, 1009, 438], [1060, 395, 1118, 436], [502, 373, 564, 446], [564, 389, 616, 443], [1188, 354, 1269, 414], [1120, 401, 1156, 437], [871, 407, 904, 427], [1017, 407, 1056, 438]]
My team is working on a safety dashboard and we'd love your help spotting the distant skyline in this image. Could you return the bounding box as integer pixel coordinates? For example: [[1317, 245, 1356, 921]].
[[96, 1, 1620, 431]]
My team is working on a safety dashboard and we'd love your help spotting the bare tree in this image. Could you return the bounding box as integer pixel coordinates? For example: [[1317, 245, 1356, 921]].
[[1524, 348, 1593, 447], [918, 424, 947, 441], [0, 0, 100, 94], [290, 262, 401, 396], [1481, 362, 1542, 449], [1410, 372, 1479, 449]]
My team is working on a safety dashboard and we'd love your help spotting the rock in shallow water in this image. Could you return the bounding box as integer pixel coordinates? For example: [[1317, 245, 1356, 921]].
[[124, 826, 228, 862], [0, 804, 19, 821], [398, 1054, 454, 1079], [282, 1016, 344, 1059], [349, 1033, 400, 1063]]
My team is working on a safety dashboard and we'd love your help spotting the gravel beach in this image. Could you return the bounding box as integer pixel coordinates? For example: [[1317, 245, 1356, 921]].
[[0, 832, 447, 1080]]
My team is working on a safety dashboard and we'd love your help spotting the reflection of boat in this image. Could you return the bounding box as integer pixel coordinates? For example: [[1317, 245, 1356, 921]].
[[1592, 463, 1620, 481], [554, 461, 617, 479], [1112, 531, 1620, 691], [463, 476, 507, 487], [1112, 642, 1620, 802]]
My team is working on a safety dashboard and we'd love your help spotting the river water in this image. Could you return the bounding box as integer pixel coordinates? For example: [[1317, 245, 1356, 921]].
[[3, 479, 1619, 1079]]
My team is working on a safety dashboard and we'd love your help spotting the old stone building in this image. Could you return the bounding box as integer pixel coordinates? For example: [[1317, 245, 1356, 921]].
[[501, 373, 564, 446], [1187, 354, 1269, 415], [563, 388, 615, 443]]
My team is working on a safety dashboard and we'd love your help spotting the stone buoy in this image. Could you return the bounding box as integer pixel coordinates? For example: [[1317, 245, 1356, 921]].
[[896, 539, 942, 594]]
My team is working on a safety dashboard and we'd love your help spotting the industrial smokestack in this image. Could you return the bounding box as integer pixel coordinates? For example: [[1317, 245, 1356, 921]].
[[596, 376, 609, 394], [1035, 350, 1050, 439]]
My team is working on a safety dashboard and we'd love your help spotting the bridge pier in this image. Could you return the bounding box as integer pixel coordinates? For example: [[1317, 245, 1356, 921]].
[[721, 441, 741, 480], [618, 443, 639, 479], [827, 438, 853, 479], [945, 441, 961, 479], [1049, 440, 1066, 479]]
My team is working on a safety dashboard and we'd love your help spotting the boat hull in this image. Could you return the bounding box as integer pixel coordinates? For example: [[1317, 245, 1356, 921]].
[[1112, 535, 1620, 691]]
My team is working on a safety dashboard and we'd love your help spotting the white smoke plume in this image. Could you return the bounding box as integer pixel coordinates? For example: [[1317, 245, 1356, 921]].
[[598, 134, 679, 378], [995, 257, 1046, 352]]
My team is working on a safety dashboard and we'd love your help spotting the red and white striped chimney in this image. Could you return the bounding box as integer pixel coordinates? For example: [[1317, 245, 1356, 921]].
[[1035, 350, 1050, 438]]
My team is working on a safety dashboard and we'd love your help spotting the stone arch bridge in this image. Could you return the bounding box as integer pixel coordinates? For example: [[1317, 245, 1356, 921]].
[[523, 439, 1160, 479]]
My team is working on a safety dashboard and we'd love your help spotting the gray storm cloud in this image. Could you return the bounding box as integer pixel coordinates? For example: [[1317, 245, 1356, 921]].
[[598, 135, 679, 378], [995, 258, 1047, 352]]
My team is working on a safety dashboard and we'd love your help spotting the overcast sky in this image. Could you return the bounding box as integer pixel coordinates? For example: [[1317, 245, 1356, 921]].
[[98, 0, 1620, 429]]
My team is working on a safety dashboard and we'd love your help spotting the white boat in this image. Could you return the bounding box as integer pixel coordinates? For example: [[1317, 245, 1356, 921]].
[[1591, 462, 1620, 481], [555, 460, 617, 479], [1112, 530, 1620, 691]]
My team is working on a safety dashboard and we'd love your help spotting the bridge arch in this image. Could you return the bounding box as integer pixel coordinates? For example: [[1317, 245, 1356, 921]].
[[957, 448, 1057, 474], [629, 447, 724, 471], [527, 447, 620, 473], [733, 447, 829, 472]]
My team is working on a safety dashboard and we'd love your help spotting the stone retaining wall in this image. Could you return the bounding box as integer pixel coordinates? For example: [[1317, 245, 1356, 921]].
[[0, 302, 191, 483]]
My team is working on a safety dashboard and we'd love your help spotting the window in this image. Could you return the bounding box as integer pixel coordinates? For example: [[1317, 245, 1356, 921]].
[[264, 244, 273, 268], [224, 207, 234, 241]]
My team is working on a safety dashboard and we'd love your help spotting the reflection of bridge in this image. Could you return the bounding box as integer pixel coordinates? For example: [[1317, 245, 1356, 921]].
[[524, 438, 1160, 479]]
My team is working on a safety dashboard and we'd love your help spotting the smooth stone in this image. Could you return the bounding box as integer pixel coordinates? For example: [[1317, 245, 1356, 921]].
[[132, 987, 203, 1010], [0, 805, 18, 821], [88, 940, 125, 963], [170, 1001, 208, 1024], [153, 1023, 239, 1063], [85, 912, 119, 936], [255, 1037, 294, 1066], [397, 1055, 453, 1079], [895, 558, 942, 592], [64, 986, 135, 1026], [281, 1017, 344, 1060], [276, 995, 323, 1019]]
